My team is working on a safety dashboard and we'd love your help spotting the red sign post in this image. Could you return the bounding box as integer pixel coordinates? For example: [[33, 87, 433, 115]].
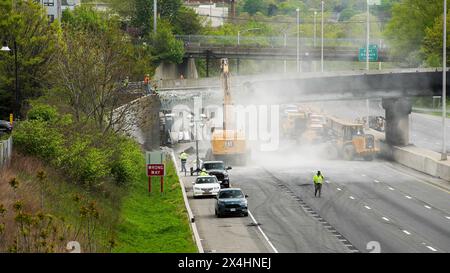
[[147, 164, 165, 193]]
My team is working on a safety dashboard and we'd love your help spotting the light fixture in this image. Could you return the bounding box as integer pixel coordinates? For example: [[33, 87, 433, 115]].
[[1, 42, 11, 52]]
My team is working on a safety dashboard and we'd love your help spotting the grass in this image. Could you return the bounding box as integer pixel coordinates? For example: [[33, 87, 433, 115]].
[[0, 152, 123, 252], [113, 156, 197, 253]]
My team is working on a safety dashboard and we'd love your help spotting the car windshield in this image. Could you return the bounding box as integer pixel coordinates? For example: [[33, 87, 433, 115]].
[[195, 177, 218, 184], [219, 190, 244, 199], [203, 162, 224, 170]]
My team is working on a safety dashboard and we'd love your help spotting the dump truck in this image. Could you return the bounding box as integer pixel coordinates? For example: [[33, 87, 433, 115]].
[[205, 58, 249, 165], [324, 116, 379, 161]]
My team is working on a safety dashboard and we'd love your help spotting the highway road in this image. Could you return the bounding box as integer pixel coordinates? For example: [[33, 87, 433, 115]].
[[314, 99, 450, 153], [231, 149, 450, 253]]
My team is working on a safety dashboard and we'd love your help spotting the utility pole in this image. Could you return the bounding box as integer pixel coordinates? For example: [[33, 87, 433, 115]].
[[321, 1, 324, 72], [442, 0, 448, 161], [153, 0, 157, 34]]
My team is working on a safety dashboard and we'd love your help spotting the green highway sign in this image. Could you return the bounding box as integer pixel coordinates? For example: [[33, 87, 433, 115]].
[[359, 44, 379, 62]]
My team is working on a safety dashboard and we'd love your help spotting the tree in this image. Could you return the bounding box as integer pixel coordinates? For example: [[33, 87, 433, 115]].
[[422, 12, 450, 67], [242, 0, 269, 16], [0, 0, 61, 119], [54, 7, 141, 132], [384, 0, 445, 64], [148, 20, 184, 65]]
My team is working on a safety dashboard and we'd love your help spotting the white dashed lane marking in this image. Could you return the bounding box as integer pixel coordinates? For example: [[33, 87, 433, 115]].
[[337, 188, 342, 191], [403, 230, 411, 235], [349, 196, 355, 200], [446, 216, 450, 220], [374, 180, 380, 183], [424, 205, 432, 209], [427, 246, 438, 252], [361, 174, 366, 177], [388, 187, 395, 191], [364, 206, 371, 210], [405, 195, 412, 199], [382, 217, 390, 222]]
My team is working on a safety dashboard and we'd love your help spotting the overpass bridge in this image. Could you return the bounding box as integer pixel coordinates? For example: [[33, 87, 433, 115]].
[[180, 35, 392, 61], [153, 68, 449, 147]]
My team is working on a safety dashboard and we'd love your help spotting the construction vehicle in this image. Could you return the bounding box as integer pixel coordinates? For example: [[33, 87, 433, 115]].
[[324, 116, 379, 161], [281, 110, 308, 140], [205, 59, 249, 165], [301, 113, 326, 144]]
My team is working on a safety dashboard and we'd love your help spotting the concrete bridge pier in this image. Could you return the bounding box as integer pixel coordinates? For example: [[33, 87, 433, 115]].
[[155, 57, 198, 80], [382, 97, 412, 146]]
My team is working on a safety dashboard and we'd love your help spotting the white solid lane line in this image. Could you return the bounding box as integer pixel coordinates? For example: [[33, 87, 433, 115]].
[[427, 246, 438, 252], [364, 206, 371, 210], [403, 230, 411, 235], [248, 211, 278, 253], [382, 217, 390, 222]]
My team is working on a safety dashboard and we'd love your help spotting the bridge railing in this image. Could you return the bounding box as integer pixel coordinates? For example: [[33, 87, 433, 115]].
[[176, 35, 386, 49]]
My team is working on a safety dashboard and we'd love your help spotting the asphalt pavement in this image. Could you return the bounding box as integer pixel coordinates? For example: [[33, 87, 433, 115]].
[[231, 149, 450, 253], [315, 99, 450, 153]]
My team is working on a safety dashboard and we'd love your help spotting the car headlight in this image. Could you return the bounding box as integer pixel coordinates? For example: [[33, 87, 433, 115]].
[[240, 200, 248, 207], [194, 186, 201, 191]]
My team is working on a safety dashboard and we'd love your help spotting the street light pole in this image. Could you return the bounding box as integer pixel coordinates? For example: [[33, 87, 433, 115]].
[[314, 11, 317, 48], [366, 0, 370, 71], [284, 32, 287, 73], [366, 0, 370, 129], [321, 1, 324, 72], [1, 40, 19, 119], [296, 8, 300, 73], [442, 0, 448, 161]]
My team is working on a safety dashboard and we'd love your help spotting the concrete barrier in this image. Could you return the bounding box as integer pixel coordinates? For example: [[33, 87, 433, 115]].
[[380, 141, 450, 181], [0, 136, 12, 168]]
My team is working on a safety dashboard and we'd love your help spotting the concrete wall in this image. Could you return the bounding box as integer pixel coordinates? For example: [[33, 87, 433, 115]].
[[154, 58, 199, 80], [380, 142, 450, 181]]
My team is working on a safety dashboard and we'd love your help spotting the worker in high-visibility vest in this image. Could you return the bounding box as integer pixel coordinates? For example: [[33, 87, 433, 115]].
[[199, 168, 208, 176], [313, 171, 324, 198], [179, 152, 188, 174]]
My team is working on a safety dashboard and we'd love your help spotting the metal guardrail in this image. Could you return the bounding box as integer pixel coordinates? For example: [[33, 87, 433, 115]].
[[0, 136, 12, 168], [176, 35, 387, 49]]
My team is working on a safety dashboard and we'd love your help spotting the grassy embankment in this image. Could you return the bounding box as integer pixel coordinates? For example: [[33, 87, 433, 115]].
[[113, 158, 197, 253]]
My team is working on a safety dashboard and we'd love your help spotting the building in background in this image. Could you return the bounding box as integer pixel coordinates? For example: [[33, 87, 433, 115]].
[[193, 4, 228, 27], [35, 0, 80, 22]]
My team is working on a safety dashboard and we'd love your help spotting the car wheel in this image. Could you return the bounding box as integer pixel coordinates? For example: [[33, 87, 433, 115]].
[[243, 212, 249, 217]]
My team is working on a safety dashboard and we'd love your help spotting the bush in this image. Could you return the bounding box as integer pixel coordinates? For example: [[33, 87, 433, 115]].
[[62, 138, 110, 186], [27, 104, 59, 122], [111, 137, 144, 186], [14, 103, 144, 188], [13, 120, 65, 163]]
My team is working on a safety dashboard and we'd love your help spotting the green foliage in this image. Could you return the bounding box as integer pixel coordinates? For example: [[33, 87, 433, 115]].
[[13, 119, 65, 163], [110, 138, 143, 186], [0, 0, 62, 119], [422, 12, 450, 67], [62, 5, 110, 32], [243, 0, 269, 16], [27, 104, 58, 122], [148, 20, 184, 65], [14, 103, 144, 187], [385, 0, 444, 64]]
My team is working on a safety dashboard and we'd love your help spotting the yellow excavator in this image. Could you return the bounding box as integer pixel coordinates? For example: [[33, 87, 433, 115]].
[[205, 59, 249, 165]]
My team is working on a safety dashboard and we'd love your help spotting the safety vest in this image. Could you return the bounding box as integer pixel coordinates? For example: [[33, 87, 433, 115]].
[[313, 174, 324, 184], [180, 153, 188, 160], [200, 171, 208, 176]]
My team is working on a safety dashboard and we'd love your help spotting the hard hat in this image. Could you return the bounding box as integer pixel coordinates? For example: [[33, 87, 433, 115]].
[[202, 168, 206, 171]]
